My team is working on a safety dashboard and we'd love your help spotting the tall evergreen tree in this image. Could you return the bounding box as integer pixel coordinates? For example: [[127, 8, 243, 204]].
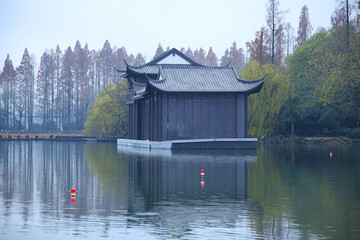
[[0, 55, 15, 130], [114, 47, 128, 70], [55, 45, 62, 130], [61, 46, 74, 127], [275, 23, 286, 64], [185, 47, 194, 60], [229, 42, 245, 70], [126, 54, 135, 66], [37, 51, 55, 128], [134, 53, 146, 66], [17, 48, 34, 130], [194, 48, 206, 65], [73, 41, 91, 128], [206, 47, 218, 66], [296, 5, 313, 47], [246, 27, 270, 65], [100, 40, 113, 89], [88, 49, 97, 105], [220, 49, 231, 67], [153, 43, 164, 59]]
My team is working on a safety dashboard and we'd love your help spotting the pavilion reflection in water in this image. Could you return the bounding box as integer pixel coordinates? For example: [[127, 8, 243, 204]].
[[117, 146, 257, 237], [118, 145, 257, 204]]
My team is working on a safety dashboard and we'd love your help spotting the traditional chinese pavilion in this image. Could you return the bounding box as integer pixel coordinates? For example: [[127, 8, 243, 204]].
[[116, 48, 265, 149]]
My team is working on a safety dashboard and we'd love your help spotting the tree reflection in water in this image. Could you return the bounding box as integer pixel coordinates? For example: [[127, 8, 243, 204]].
[[0, 141, 359, 239]]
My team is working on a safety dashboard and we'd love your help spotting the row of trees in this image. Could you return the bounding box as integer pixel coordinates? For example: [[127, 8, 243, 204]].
[[153, 42, 246, 69], [246, 0, 314, 66], [0, 41, 122, 132], [245, 0, 360, 138], [0, 38, 247, 132], [0, 50, 35, 131]]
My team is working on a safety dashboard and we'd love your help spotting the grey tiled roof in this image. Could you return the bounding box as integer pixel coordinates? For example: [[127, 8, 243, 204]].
[[148, 66, 264, 93], [116, 48, 265, 94], [130, 77, 147, 95], [128, 65, 159, 75]]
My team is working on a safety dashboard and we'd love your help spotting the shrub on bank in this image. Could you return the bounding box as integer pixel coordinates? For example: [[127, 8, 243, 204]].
[[351, 128, 360, 139]]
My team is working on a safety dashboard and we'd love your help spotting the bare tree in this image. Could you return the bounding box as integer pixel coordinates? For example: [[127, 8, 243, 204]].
[[285, 23, 295, 57], [331, 0, 355, 50], [266, 0, 286, 64], [246, 27, 270, 65]]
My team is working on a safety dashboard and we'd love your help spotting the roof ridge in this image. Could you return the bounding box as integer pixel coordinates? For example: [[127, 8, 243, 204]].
[[147, 48, 203, 66], [159, 64, 232, 69]]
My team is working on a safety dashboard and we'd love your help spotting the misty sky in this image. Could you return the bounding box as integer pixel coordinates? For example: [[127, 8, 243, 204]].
[[0, 0, 337, 69]]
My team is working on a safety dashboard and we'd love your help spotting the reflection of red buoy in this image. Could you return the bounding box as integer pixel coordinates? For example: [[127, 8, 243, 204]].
[[201, 169, 205, 176], [330, 152, 333, 158], [71, 197, 76, 204], [201, 180, 205, 189]]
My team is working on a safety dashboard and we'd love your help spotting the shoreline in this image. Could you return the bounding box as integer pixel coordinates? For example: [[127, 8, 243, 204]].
[[0, 133, 116, 142], [261, 136, 360, 144], [1, 133, 359, 144]]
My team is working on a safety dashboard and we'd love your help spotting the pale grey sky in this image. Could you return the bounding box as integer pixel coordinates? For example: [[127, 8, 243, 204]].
[[0, 0, 338, 69]]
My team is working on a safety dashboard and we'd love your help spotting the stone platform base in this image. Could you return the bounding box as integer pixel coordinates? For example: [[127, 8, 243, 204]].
[[117, 138, 257, 150]]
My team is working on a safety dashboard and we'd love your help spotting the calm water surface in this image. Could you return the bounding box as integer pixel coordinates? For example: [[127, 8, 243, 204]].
[[0, 141, 359, 239]]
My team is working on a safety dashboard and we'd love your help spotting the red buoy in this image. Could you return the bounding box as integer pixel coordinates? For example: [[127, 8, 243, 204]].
[[71, 188, 76, 196], [201, 169, 205, 176], [330, 152, 333, 158]]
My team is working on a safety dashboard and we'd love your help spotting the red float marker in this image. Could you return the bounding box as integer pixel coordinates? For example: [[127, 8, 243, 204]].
[[201, 169, 205, 176], [71, 188, 76, 204], [330, 152, 333, 158]]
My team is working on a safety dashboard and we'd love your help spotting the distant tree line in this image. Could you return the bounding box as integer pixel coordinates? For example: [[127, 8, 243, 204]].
[[245, 0, 360, 138], [0, 39, 246, 132]]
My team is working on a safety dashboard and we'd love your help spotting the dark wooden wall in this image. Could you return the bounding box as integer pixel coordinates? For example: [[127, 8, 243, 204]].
[[128, 92, 248, 141]]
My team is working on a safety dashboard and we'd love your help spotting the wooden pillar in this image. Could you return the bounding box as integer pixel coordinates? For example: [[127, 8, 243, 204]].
[[245, 94, 248, 138], [127, 105, 131, 139]]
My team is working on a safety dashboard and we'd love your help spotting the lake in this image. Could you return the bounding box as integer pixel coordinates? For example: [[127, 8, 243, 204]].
[[0, 141, 359, 239]]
